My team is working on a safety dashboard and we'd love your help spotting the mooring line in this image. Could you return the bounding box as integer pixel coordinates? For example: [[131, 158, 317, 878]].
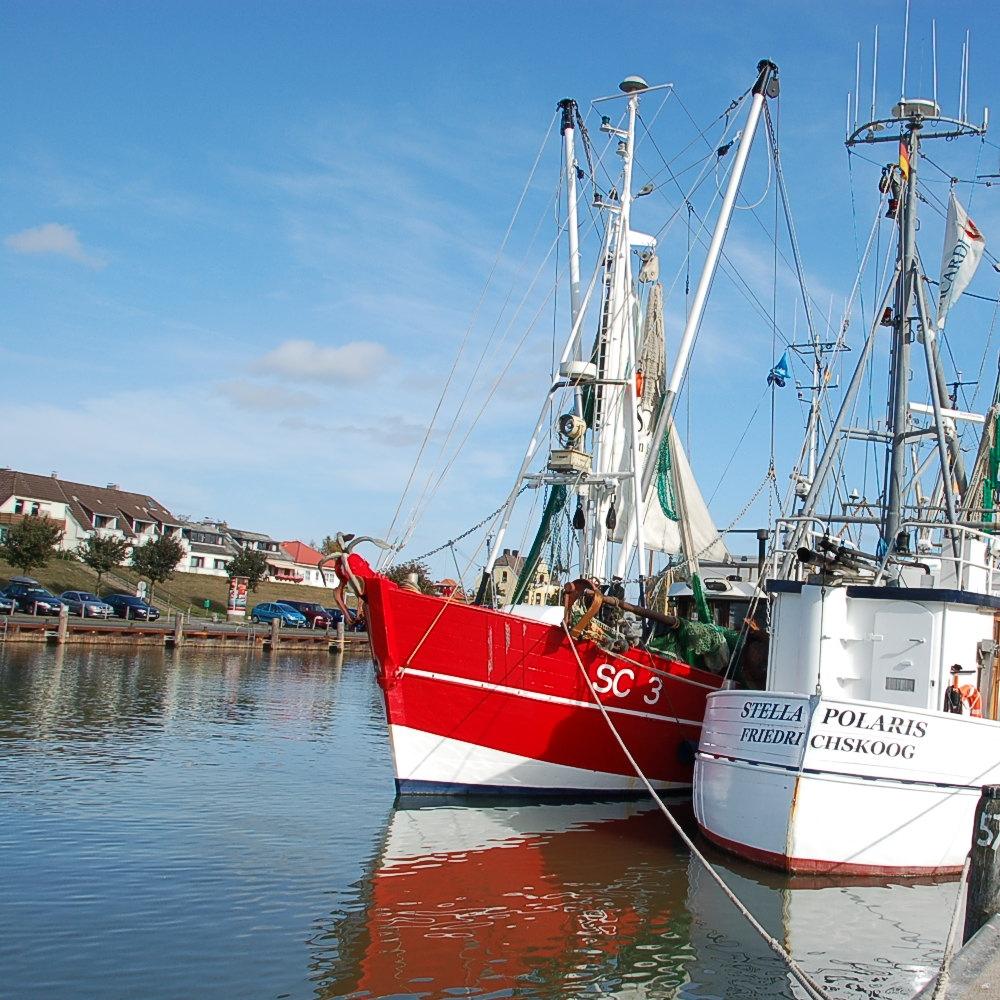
[[930, 855, 972, 999], [561, 622, 835, 1000]]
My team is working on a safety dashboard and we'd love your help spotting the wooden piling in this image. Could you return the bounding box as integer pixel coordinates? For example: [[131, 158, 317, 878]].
[[56, 604, 68, 644], [264, 616, 280, 651], [964, 784, 1000, 943], [167, 613, 184, 648]]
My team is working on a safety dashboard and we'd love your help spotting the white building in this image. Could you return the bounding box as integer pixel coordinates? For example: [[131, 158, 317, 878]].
[[0, 468, 185, 555]]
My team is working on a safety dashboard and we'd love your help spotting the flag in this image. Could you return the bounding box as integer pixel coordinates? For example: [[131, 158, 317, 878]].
[[767, 350, 791, 388], [938, 190, 986, 330], [898, 141, 911, 182]]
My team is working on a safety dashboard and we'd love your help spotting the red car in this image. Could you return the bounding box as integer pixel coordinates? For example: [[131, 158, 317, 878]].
[[276, 600, 332, 628]]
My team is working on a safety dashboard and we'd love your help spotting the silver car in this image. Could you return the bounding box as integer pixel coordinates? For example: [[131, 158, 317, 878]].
[[59, 591, 115, 619]]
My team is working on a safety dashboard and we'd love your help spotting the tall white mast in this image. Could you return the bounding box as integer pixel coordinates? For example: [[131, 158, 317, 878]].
[[640, 60, 780, 501], [558, 99, 583, 333], [588, 77, 644, 581]]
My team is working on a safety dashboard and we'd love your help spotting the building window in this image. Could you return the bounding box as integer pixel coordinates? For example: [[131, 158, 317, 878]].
[[29, 502, 40, 516], [13, 499, 23, 514], [190, 556, 205, 569], [213, 559, 226, 570]]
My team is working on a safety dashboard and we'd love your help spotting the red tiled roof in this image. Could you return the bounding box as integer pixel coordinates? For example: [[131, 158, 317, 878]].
[[280, 540, 326, 566], [0, 469, 179, 532]]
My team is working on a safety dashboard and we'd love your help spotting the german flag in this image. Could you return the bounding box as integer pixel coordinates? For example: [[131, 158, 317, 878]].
[[899, 140, 911, 182]]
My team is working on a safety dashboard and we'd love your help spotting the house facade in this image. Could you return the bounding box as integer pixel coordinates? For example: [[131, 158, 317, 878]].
[[491, 548, 560, 606], [280, 540, 338, 589], [0, 468, 185, 556], [179, 519, 234, 577]]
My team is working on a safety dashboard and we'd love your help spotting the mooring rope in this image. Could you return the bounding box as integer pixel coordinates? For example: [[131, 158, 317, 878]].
[[930, 855, 972, 999], [561, 622, 834, 1000]]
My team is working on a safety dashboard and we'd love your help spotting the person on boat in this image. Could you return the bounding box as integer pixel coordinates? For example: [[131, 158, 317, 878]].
[[945, 663, 983, 717]]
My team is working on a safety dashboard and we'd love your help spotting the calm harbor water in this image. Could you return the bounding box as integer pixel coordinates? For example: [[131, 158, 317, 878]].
[[0, 644, 954, 999]]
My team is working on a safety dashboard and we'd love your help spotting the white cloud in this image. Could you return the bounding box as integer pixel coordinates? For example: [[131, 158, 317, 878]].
[[4, 222, 105, 268], [217, 379, 321, 412], [252, 338, 391, 382]]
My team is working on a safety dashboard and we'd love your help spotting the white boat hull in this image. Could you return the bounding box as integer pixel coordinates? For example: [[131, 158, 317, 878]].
[[389, 724, 680, 795], [695, 690, 1000, 874]]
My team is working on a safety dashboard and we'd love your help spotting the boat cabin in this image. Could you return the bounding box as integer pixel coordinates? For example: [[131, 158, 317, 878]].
[[766, 532, 999, 719]]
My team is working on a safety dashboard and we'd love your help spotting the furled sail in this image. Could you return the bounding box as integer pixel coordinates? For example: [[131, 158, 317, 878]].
[[608, 273, 729, 566], [642, 426, 729, 563]]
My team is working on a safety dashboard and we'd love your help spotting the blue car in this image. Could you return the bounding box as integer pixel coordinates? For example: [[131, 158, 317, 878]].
[[104, 594, 161, 621], [3, 580, 65, 615], [251, 602, 308, 627]]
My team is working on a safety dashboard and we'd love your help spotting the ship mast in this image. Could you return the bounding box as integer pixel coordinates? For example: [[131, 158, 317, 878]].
[[786, 94, 988, 572], [883, 113, 920, 550], [587, 76, 644, 583]]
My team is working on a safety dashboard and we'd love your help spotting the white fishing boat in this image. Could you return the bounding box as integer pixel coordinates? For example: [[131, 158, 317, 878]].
[[695, 78, 1000, 874]]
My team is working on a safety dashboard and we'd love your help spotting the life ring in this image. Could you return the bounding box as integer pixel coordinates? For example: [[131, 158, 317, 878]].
[[960, 683, 983, 718]]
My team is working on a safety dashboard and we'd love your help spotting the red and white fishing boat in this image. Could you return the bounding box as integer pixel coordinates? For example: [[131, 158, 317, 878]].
[[334, 61, 780, 796]]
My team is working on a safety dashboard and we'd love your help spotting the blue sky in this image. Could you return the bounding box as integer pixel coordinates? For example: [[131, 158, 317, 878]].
[[5, 1, 1000, 576]]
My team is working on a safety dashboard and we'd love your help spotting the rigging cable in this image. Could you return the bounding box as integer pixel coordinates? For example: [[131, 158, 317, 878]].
[[560, 623, 835, 1000], [382, 109, 558, 554]]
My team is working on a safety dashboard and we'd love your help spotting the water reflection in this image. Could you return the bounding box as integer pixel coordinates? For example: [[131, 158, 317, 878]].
[[0, 646, 955, 999], [316, 798, 956, 999]]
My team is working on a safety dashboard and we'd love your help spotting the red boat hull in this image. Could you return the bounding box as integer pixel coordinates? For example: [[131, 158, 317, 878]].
[[362, 574, 722, 795]]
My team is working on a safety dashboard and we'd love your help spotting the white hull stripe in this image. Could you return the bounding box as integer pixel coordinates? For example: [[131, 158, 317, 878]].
[[698, 751, 984, 793], [403, 667, 703, 728], [390, 724, 690, 791]]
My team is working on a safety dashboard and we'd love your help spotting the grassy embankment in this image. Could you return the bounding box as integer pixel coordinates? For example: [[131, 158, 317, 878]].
[[0, 556, 352, 619]]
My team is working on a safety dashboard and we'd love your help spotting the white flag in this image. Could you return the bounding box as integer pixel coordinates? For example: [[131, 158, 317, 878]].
[[938, 190, 985, 330]]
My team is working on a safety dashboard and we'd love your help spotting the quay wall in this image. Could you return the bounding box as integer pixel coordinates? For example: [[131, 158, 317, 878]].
[[0, 619, 367, 652], [915, 913, 1000, 998]]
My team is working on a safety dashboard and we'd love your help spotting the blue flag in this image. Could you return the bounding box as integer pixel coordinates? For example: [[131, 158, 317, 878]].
[[767, 350, 790, 388]]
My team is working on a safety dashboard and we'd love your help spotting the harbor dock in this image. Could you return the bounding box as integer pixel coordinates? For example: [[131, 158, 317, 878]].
[[0, 615, 366, 652], [916, 914, 1000, 998]]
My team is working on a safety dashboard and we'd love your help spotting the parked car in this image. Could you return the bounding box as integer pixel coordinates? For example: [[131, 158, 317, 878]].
[[59, 591, 115, 619], [278, 600, 333, 628], [104, 594, 161, 621], [3, 580, 65, 615], [322, 606, 345, 626], [0, 595, 15, 615], [250, 602, 308, 627], [322, 606, 366, 632]]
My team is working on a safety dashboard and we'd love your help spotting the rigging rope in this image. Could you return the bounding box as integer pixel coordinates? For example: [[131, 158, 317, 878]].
[[405, 484, 532, 565], [560, 622, 835, 1000], [383, 110, 559, 553]]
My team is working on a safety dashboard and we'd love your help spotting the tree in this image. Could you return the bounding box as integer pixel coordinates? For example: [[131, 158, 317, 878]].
[[319, 536, 340, 555], [384, 560, 436, 594], [1, 517, 63, 575], [226, 547, 270, 592], [78, 534, 130, 592], [130, 535, 185, 605]]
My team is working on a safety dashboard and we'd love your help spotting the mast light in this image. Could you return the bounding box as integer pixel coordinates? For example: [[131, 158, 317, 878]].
[[619, 76, 648, 94]]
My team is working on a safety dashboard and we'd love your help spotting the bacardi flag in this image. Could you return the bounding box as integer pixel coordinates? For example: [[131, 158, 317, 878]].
[[938, 190, 986, 330]]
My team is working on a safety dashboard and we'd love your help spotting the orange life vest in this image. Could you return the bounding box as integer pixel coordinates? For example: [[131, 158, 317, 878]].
[[951, 676, 983, 717]]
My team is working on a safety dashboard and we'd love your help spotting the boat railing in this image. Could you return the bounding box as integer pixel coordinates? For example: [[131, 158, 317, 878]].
[[880, 520, 999, 595], [766, 517, 998, 595]]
